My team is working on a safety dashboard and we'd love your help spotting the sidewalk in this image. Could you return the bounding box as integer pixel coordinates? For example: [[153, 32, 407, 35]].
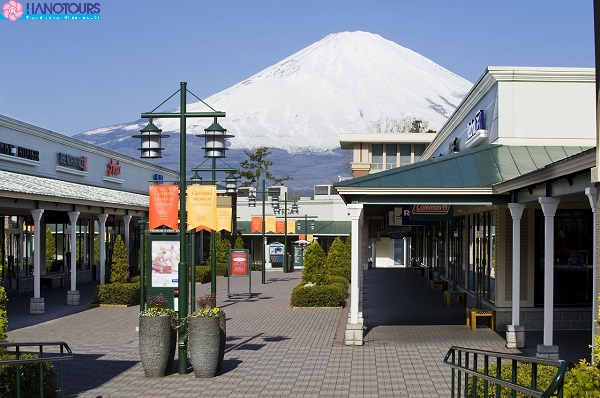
[[5, 268, 591, 397]]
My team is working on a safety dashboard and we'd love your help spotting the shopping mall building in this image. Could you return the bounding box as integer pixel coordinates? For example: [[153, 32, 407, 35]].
[[336, 67, 597, 358], [0, 114, 177, 313]]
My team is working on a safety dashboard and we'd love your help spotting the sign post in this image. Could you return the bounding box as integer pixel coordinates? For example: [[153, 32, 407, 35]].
[[228, 249, 252, 298]]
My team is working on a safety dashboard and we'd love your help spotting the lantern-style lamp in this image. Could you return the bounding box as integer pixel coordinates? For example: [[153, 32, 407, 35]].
[[133, 118, 170, 158]]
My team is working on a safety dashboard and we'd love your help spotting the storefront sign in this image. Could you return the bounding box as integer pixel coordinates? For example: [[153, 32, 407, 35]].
[[0, 141, 39, 161], [57, 152, 87, 171], [412, 204, 450, 215], [106, 159, 121, 176], [467, 110, 485, 139]]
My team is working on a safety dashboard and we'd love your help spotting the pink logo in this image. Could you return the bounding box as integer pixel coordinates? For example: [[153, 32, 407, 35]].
[[2, 1, 23, 21]]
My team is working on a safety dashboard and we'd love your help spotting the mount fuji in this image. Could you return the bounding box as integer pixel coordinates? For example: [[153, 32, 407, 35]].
[[75, 31, 473, 192]]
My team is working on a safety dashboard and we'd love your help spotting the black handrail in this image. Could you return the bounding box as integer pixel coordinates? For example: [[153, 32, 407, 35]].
[[443, 346, 567, 398], [0, 341, 73, 398]]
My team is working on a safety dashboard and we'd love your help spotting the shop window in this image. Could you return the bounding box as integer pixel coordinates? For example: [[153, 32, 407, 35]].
[[399, 144, 411, 166], [534, 209, 592, 306]]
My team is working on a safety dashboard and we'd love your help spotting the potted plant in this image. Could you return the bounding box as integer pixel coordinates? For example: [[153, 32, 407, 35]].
[[187, 294, 226, 378], [138, 293, 176, 377]]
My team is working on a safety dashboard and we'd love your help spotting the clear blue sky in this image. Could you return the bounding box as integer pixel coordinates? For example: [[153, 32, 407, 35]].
[[0, 0, 595, 136]]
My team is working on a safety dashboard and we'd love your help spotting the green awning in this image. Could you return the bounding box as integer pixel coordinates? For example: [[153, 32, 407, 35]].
[[334, 144, 591, 205]]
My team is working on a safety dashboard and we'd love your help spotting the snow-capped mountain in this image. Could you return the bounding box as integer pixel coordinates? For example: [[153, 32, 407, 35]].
[[75, 31, 473, 191]]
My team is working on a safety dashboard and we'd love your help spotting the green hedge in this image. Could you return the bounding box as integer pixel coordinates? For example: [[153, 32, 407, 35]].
[[195, 266, 211, 283], [327, 275, 349, 292], [0, 352, 57, 397], [95, 281, 140, 305], [291, 283, 346, 307], [328, 266, 351, 282]]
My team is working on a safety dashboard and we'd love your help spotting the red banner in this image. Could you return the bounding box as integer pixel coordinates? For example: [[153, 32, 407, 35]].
[[148, 185, 179, 230], [251, 216, 262, 233], [276, 220, 285, 234]]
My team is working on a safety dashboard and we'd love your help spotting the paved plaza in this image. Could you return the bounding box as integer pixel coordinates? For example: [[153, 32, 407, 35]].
[[5, 268, 591, 397]]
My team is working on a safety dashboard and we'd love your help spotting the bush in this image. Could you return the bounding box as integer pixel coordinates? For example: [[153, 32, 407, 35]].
[[110, 235, 129, 283], [328, 265, 351, 282], [0, 286, 6, 344], [468, 362, 565, 397], [0, 351, 57, 397], [302, 242, 327, 285], [195, 265, 211, 283], [291, 283, 346, 307], [95, 281, 140, 305], [216, 262, 229, 277], [327, 275, 349, 293], [564, 360, 600, 397]]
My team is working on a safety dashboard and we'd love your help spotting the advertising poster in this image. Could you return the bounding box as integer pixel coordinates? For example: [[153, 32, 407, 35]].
[[151, 240, 180, 287], [230, 250, 249, 276]]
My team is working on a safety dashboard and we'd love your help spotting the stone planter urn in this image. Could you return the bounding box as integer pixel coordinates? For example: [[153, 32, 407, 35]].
[[188, 315, 221, 378], [139, 315, 176, 377]]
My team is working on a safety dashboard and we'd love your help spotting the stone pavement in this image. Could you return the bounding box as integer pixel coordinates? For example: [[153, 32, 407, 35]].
[[5, 268, 591, 397]]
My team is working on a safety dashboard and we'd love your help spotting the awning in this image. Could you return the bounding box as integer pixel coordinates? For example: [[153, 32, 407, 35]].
[[334, 144, 591, 206]]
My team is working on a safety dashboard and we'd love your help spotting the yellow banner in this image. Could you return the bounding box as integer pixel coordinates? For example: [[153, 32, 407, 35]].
[[287, 220, 296, 234], [265, 216, 277, 233], [217, 208, 232, 232], [187, 185, 217, 231]]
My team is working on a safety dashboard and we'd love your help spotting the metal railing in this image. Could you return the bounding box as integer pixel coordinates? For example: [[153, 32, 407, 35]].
[[0, 341, 73, 398], [443, 346, 567, 398]]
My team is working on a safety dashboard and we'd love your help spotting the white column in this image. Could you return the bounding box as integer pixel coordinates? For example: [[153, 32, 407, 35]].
[[30, 210, 45, 315], [30, 209, 44, 299], [98, 214, 108, 285], [403, 237, 408, 268], [508, 203, 525, 326], [345, 204, 364, 346], [538, 197, 560, 353], [586, 186, 598, 362], [68, 212, 79, 291], [123, 215, 132, 260], [506, 203, 525, 348]]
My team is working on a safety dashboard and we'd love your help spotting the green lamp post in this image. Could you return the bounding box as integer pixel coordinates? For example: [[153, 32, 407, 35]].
[[133, 82, 231, 375]]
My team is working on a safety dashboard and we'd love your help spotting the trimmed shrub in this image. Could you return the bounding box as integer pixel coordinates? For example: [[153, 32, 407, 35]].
[[327, 275, 349, 293], [110, 235, 129, 283], [291, 283, 346, 307], [0, 286, 6, 344], [216, 262, 229, 277], [302, 241, 327, 284], [0, 352, 57, 397], [468, 363, 558, 397], [234, 236, 245, 249], [195, 265, 211, 283], [564, 360, 600, 397], [95, 281, 140, 305]]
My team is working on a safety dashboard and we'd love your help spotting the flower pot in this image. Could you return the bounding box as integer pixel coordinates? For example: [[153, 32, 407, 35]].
[[139, 315, 176, 377], [188, 316, 220, 378]]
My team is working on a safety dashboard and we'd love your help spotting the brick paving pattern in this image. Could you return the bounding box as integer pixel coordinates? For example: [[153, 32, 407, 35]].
[[5, 268, 591, 397]]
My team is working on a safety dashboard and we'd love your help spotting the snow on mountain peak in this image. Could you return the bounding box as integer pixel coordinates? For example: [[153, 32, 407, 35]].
[[81, 31, 472, 154]]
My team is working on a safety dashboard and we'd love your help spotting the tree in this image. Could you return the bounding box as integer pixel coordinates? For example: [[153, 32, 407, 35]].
[[237, 147, 292, 189], [302, 241, 328, 285], [45, 227, 56, 271], [110, 235, 129, 283], [367, 116, 436, 135], [234, 236, 245, 250]]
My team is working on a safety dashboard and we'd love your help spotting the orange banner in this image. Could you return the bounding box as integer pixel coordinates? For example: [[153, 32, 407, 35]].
[[265, 216, 276, 233], [217, 208, 232, 232], [149, 184, 179, 230], [187, 185, 217, 231], [276, 220, 284, 234], [251, 216, 262, 233]]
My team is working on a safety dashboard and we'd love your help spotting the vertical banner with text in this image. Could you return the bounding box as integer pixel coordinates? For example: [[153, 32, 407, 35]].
[[187, 185, 217, 231], [265, 216, 277, 233], [149, 184, 179, 230], [251, 216, 262, 233], [217, 208, 233, 232], [276, 220, 285, 234]]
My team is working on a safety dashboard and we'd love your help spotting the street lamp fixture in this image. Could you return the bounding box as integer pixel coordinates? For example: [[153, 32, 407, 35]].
[[134, 82, 230, 375]]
